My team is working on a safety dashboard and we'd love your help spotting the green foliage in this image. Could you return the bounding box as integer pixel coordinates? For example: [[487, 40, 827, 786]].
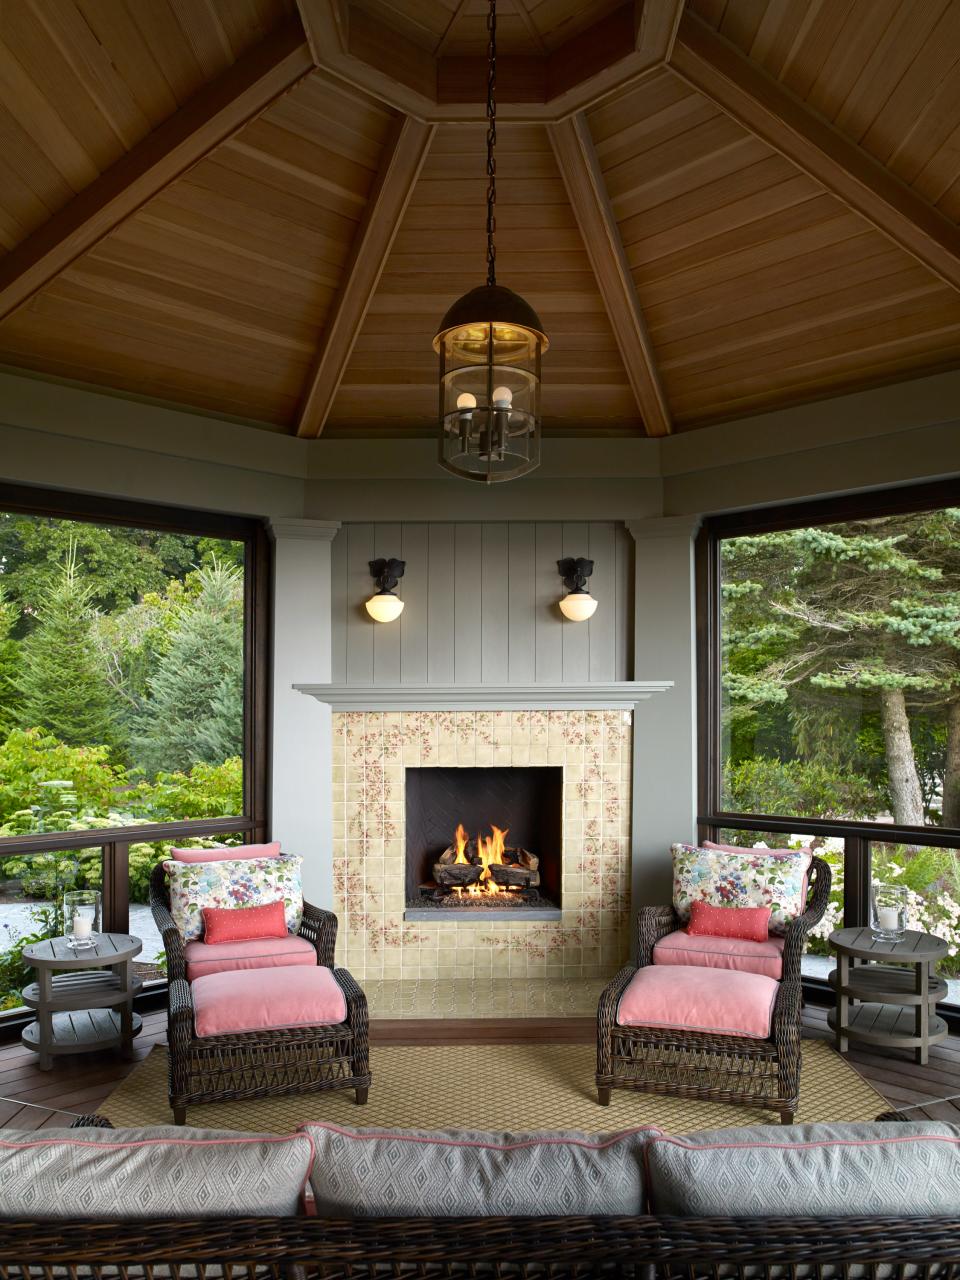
[[16, 549, 120, 750], [0, 586, 19, 737], [127, 757, 243, 821], [0, 514, 216, 621], [0, 728, 122, 829], [723, 756, 883, 822], [133, 563, 243, 777], [0, 904, 60, 1012]]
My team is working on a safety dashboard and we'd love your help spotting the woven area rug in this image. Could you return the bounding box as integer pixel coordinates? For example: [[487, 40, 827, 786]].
[[100, 1038, 887, 1133]]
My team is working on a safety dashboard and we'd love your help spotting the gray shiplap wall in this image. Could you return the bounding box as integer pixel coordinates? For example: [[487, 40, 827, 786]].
[[330, 523, 633, 685]]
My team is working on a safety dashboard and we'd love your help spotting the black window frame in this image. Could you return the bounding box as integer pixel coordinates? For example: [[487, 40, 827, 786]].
[[696, 476, 960, 954], [0, 480, 271, 936]]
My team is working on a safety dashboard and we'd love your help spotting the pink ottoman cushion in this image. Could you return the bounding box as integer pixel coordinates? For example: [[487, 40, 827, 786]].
[[193, 965, 347, 1038], [617, 965, 779, 1039], [185, 934, 317, 982], [653, 929, 785, 980]]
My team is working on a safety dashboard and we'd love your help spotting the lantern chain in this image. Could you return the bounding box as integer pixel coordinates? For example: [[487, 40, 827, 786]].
[[486, 0, 497, 288]]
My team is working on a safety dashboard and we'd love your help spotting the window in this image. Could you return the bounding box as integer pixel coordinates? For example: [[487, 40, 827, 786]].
[[699, 480, 960, 997], [0, 484, 268, 1007]]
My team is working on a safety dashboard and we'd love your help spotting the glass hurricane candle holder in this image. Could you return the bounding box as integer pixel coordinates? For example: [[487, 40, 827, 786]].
[[63, 889, 100, 949], [871, 881, 907, 942]]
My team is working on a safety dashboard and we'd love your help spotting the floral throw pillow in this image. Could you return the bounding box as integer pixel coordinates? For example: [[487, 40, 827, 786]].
[[671, 843, 808, 936], [163, 855, 304, 943]]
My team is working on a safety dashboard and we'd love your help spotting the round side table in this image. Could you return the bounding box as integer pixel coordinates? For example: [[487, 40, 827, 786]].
[[21, 933, 143, 1070], [827, 926, 948, 1066]]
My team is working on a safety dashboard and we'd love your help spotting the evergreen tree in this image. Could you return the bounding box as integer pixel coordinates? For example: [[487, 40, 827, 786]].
[[722, 510, 960, 826], [133, 563, 243, 777], [0, 585, 20, 737], [16, 549, 119, 749]]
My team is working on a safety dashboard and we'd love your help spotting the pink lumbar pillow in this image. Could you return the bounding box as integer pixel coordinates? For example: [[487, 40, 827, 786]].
[[172, 841, 281, 864], [687, 901, 771, 943], [202, 900, 289, 944]]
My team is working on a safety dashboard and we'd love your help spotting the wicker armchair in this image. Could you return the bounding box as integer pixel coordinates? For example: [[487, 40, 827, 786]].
[[597, 856, 832, 1123], [149, 862, 371, 1125]]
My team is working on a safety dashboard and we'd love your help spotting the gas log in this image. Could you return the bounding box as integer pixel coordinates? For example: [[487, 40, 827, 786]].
[[434, 838, 539, 890]]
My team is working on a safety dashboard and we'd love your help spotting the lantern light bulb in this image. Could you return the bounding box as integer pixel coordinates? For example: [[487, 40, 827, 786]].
[[492, 386, 513, 408], [456, 392, 477, 410]]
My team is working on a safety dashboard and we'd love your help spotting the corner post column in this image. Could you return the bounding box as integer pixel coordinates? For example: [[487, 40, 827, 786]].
[[268, 518, 341, 906], [627, 516, 702, 915]]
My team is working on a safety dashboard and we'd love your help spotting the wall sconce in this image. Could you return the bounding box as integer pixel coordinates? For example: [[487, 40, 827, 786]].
[[557, 557, 598, 622], [366, 558, 405, 623]]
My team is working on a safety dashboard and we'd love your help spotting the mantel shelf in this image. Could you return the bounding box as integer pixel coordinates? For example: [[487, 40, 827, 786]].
[[293, 682, 673, 711]]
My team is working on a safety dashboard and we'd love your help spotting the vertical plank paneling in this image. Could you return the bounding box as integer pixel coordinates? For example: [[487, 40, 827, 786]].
[[534, 522, 564, 683], [615, 523, 634, 680], [427, 523, 456, 684], [331, 520, 633, 686], [587, 522, 616, 682], [454, 523, 483, 683], [373, 523, 402, 685], [400, 524, 429, 684], [561, 522, 590, 682], [481, 524, 508, 684], [507, 523, 536, 683], [329, 527, 349, 685], [345, 524, 375, 685]]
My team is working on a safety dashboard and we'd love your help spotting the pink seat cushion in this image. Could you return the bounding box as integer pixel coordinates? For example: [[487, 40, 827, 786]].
[[185, 934, 317, 982], [653, 929, 785, 980], [617, 965, 779, 1039], [193, 965, 347, 1038]]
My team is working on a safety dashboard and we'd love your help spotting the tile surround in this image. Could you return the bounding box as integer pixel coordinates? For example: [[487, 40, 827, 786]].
[[331, 709, 633, 984]]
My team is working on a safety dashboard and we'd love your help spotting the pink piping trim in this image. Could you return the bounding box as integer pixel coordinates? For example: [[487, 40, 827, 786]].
[[0, 1132, 317, 1200], [649, 1134, 960, 1153], [297, 1122, 662, 1151]]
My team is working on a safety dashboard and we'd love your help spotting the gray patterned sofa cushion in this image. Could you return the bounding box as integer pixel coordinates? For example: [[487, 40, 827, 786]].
[[0, 1126, 312, 1219], [303, 1122, 659, 1217], [646, 1122, 960, 1218]]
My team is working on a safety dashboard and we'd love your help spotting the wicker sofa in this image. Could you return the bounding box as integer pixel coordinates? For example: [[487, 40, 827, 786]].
[[1, 1114, 959, 1277]]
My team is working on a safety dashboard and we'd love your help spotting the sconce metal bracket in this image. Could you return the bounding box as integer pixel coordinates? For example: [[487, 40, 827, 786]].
[[370, 558, 405, 594], [558, 557, 594, 593]]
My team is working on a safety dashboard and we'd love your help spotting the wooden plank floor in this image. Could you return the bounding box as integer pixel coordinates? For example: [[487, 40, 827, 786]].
[[0, 1004, 957, 1128]]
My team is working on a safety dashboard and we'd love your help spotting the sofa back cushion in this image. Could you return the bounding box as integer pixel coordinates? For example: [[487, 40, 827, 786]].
[[163, 855, 303, 942], [646, 1122, 960, 1217], [303, 1123, 659, 1217], [672, 843, 808, 935], [0, 1126, 313, 1219]]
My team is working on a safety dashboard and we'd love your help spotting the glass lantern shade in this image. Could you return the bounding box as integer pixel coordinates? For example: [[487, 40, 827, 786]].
[[434, 285, 548, 484]]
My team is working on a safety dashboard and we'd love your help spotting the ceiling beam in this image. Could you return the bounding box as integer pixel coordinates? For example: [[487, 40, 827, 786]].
[[0, 18, 314, 323], [296, 116, 435, 438], [670, 12, 960, 294], [635, 0, 686, 62], [547, 114, 672, 438], [298, 0, 666, 120]]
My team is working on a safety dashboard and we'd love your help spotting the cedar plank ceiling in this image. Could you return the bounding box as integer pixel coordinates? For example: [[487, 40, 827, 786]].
[[0, 0, 959, 438]]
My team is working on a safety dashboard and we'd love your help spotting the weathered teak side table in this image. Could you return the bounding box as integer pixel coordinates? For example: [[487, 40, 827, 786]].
[[828, 926, 948, 1066], [21, 933, 143, 1070]]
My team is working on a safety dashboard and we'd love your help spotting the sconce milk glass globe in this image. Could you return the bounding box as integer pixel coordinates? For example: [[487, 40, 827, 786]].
[[366, 593, 404, 623], [559, 591, 598, 622]]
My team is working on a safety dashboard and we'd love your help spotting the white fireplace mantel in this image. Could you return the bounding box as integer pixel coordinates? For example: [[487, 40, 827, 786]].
[[294, 681, 673, 711]]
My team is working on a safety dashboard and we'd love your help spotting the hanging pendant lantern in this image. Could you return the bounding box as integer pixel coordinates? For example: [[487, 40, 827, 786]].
[[433, 0, 548, 484]]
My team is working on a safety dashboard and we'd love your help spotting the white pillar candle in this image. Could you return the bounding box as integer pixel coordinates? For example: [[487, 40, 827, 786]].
[[877, 905, 900, 931], [72, 913, 92, 939]]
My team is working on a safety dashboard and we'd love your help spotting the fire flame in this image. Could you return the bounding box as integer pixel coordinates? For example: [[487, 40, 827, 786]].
[[454, 823, 470, 864], [468, 824, 508, 895]]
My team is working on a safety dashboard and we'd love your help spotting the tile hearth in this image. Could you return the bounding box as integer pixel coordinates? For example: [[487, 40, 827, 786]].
[[331, 709, 633, 988], [364, 977, 608, 1019]]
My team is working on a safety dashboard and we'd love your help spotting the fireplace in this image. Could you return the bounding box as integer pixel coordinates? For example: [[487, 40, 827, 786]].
[[404, 766, 562, 918]]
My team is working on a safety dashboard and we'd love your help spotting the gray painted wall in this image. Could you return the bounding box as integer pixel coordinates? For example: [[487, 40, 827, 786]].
[[330, 522, 634, 685]]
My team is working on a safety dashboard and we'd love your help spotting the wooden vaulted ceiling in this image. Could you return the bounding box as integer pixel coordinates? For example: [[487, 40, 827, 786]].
[[1, 0, 960, 440]]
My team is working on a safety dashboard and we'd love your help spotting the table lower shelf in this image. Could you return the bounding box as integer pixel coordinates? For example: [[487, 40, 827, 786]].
[[828, 1002, 948, 1050], [22, 970, 143, 1011], [22, 1009, 143, 1057]]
